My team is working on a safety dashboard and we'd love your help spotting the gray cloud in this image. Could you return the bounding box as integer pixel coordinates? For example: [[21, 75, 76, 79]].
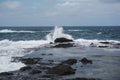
[[100, 0, 120, 3]]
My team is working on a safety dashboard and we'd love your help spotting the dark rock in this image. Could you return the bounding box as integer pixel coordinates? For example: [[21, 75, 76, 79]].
[[41, 53, 46, 55], [50, 42, 53, 44], [47, 65, 75, 75], [21, 58, 39, 64], [38, 66, 51, 70], [42, 74, 53, 78], [20, 66, 32, 71], [65, 77, 101, 80], [53, 43, 74, 48], [48, 53, 53, 55], [61, 59, 77, 65], [54, 37, 73, 43], [90, 43, 96, 47], [29, 69, 41, 74], [80, 58, 92, 64], [0, 72, 13, 76], [100, 42, 110, 44], [98, 46, 108, 48]]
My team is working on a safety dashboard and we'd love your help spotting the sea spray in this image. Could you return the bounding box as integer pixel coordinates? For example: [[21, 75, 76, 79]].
[[46, 26, 73, 42]]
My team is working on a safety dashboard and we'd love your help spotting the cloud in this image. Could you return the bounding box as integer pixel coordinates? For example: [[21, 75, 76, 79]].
[[46, 0, 120, 17], [0, 1, 21, 9], [100, 0, 120, 3]]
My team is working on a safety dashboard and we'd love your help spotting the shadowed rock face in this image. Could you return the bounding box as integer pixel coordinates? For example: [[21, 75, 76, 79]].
[[61, 59, 77, 65], [47, 65, 75, 75], [80, 58, 92, 64], [0, 72, 13, 76], [53, 43, 74, 48], [54, 37, 73, 43], [20, 66, 32, 71]]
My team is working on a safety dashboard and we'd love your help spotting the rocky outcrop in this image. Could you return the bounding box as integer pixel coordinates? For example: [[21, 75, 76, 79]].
[[47, 65, 75, 75], [53, 43, 74, 48], [54, 37, 73, 43], [0, 72, 13, 76], [80, 58, 92, 64], [61, 59, 77, 65], [20, 66, 32, 71]]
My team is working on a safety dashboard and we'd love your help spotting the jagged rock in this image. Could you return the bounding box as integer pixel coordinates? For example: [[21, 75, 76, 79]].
[[98, 46, 108, 48], [0, 72, 13, 76], [80, 58, 92, 64], [20, 66, 32, 71], [53, 43, 74, 48], [54, 37, 73, 43], [61, 59, 77, 65], [21, 58, 41, 64], [47, 65, 75, 75], [29, 69, 41, 74]]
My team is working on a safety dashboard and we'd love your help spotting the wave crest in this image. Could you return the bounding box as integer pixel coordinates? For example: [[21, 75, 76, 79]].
[[0, 29, 34, 33]]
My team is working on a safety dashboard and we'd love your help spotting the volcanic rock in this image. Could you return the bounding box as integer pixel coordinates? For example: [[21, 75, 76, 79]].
[[47, 65, 75, 75], [61, 59, 77, 65], [54, 37, 73, 43], [20, 66, 32, 71], [80, 58, 92, 64], [0, 72, 13, 76]]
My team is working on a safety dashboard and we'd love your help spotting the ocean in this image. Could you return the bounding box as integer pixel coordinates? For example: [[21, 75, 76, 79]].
[[0, 26, 120, 80]]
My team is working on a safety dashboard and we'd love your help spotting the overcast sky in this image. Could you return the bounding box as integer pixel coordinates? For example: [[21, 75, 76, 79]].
[[0, 0, 120, 26]]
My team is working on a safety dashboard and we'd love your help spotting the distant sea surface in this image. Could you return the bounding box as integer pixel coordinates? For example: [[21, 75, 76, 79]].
[[0, 26, 120, 41]]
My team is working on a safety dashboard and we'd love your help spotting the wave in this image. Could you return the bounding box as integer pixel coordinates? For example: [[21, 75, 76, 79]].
[[0, 39, 49, 73], [0, 29, 34, 33], [67, 29, 84, 32], [75, 38, 120, 48]]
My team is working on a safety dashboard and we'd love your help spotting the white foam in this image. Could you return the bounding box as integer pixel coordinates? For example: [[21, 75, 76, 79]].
[[0, 39, 49, 73], [46, 26, 73, 42], [75, 38, 120, 47], [67, 30, 83, 32], [0, 29, 34, 33], [97, 32, 102, 34]]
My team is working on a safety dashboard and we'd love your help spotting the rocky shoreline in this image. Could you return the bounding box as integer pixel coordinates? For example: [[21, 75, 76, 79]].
[[0, 54, 101, 80], [1, 38, 119, 80]]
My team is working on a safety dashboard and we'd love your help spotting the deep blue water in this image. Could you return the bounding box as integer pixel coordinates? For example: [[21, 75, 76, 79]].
[[0, 26, 120, 41]]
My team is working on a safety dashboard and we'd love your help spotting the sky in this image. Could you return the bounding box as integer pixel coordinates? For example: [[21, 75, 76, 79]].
[[0, 0, 120, 26]]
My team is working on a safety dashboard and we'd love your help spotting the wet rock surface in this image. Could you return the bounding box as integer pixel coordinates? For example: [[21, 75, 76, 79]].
[[0, 72, 13, 76], [61, 59, 77, 65], [20, 66, 32, 71], [65, 77, 102, 80], [80, 58, 92, 64], [0, 52, 102, 80], [53, 43, 74, 48], [54, 37, 73, 43], [47, 65, 75, 75]]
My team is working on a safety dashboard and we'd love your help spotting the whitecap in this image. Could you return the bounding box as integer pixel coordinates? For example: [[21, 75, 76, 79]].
[[0, 29, 34, 33]]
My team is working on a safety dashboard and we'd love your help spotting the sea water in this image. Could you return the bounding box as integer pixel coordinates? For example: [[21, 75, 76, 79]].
[[0, 26, 120, 80]]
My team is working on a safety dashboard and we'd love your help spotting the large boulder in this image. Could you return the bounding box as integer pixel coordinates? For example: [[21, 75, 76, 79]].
[[80, 58, 92, 64], [61, 59, 77, 65], [54, 37, 73, 43], [47, 65, 75, 75]]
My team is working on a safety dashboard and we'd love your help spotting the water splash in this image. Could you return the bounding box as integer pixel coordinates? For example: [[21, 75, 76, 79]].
[[46, 26, 73, 42]]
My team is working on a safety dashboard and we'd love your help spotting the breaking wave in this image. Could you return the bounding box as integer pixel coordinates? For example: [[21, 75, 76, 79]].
[[0, 29, 34, 33], [0, 39, 49, 72]]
